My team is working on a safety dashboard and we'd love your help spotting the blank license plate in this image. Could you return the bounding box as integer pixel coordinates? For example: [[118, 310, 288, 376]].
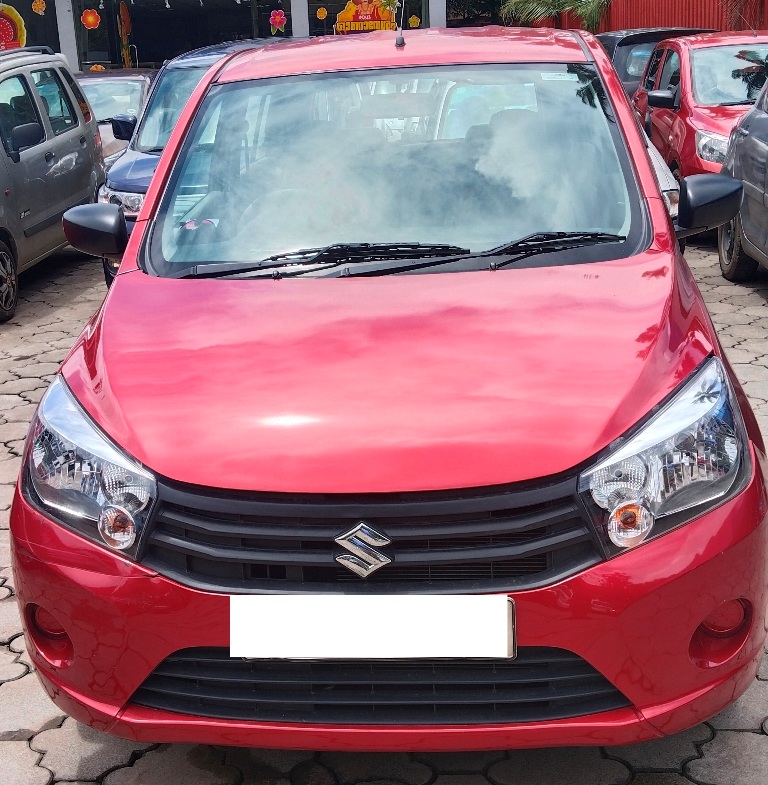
[[230, 595, 515, 659]]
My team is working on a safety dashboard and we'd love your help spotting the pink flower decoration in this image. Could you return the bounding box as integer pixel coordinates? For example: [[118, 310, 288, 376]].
[[269, 9, 286, 34]]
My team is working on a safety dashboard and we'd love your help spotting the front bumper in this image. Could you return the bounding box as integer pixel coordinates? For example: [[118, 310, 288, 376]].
[[10, 459, 768, 751]]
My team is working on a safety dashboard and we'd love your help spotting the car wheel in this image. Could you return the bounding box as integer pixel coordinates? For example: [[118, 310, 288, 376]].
[[718, 215, 758, 282], [0, 241, 18, 323]]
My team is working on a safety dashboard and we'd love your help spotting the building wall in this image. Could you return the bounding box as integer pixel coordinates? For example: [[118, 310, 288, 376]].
[[601, 0, 768, 32]]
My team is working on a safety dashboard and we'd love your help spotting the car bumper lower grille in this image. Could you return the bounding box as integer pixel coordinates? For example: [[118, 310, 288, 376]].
[[131, 647, 631, 725], [140, 477, 604, 593]]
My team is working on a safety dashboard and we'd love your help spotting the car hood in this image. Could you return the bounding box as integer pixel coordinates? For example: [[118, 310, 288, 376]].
[[692, 103, 752, 137], [105, 148, 159, 192], [62, 252, 714, 494]]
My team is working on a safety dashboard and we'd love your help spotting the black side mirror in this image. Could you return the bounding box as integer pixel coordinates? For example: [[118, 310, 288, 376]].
[[63, 203, 128, 257], [675, 174, 743, 239], [648, 89, 677, 110], [8, 122, 43, 162], [111, 113, 137, 142]]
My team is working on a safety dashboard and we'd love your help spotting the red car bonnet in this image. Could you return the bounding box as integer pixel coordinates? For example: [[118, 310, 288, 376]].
[[61, 246, 713, 494]]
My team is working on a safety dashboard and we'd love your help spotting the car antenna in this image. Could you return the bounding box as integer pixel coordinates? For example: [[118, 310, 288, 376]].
[[395, 0, 406, 48]]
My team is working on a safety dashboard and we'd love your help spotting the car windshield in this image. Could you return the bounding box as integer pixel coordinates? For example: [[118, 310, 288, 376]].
[[150, 63, 641, 276], [80, 78, 144, 123], [692, 44, 768, 106], [136, 66, 207, 152]]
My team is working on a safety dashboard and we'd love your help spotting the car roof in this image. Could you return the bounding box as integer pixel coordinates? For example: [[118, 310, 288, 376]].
[[218, 27, 590, 84], [0, 47, 67, 69], [76, 68, 157, 80], [596, 28, 714, 42], [669, 30, 768, 49], [165, 37, 290, 70]]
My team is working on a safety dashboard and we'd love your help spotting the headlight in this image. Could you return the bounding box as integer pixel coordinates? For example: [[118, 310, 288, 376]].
[[97, 184, 144, 216], [579, 357, 749, 554], [22, 377, 156, 556], [696, 130, 729, 165], [103, 150, 125, 172]]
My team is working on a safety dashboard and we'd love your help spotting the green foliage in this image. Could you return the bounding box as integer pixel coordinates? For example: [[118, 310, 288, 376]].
[[499, 0, 610, 32]]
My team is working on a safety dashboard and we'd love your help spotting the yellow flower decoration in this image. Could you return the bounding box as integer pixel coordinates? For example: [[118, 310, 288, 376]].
[[408, 15, 420, 28], [32, 0, 46, 15], [89, 64, 106, 71], [316, 6, 327, 19]]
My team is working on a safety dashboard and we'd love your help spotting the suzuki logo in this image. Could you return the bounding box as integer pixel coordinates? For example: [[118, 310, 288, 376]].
[[335, 522, 391, 578]]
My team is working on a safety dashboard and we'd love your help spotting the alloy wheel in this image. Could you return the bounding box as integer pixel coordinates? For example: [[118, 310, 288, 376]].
[[0, 249, 16, 313]]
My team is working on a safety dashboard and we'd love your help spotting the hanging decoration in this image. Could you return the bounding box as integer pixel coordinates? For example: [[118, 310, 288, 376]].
[[32, 0, 46, 16], [269, 8, 286, 33], [316, 7, 327, 19], [118, 1, 132, 68], [408, 14, 419, 26], [0, 4, 26, 49], [335, 0, 396, 34], [81, 8, 101, 29]]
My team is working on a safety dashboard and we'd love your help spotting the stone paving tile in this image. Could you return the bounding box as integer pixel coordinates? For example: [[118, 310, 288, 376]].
[[686, 732, 768, 785], [433, 776, 493, 785], [9, 633, 33, 670], [223, 747, 315, 775], [0, 597, 22, 644], [708, 679, 768, 731], [630, 776, 696, 784], [289, 760, 336, 785], [758, 650, 768, 680], [31, 718, 153, 781], [103, 745, 240, 785], [317, 752, 432, 785], [2, 739, 51, 785], [0, 673, 65, 740], [605, 725, 712, 772], [0, 644, 27, 682], [487, 749, 631, 784], [414, 750, 506, 772]]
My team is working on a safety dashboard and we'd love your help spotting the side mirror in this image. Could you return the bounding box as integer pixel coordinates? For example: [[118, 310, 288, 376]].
[[63, 203, 128, 257], [675, 174, 742, 239], [648, 90, 677, 110], [8, 122, 43, 162], [111, 113, 137, 142]]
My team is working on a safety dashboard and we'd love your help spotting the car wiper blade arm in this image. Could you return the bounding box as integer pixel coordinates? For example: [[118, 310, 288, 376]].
[[338, 232, 626, 277], [178, 243, 471, 279]]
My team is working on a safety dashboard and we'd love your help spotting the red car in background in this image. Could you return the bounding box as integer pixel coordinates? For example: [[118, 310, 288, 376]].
[[633, 32, 768, 178], [10, 27, 766, 751]]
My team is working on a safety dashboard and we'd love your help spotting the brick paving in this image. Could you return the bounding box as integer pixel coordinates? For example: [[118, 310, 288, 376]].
[[0, 243, 767, 784]]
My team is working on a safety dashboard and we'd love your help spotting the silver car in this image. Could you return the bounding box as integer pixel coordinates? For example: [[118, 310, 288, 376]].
[[0, 47, 104, 322]]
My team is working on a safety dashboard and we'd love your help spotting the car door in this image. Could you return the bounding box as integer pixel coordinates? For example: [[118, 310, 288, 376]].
[[29, 67, 93, 215], [733, 90, 768, 254], [632, 46, 665, 134], [651, 47, 683, 164], [0, 70, 64, 268]]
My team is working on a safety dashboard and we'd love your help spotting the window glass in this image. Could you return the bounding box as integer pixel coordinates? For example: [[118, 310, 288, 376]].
[[644, 49, 665, 90], [32, 69, 77, 135], [658, 51, 681, 92], [61, 68, 92, 122], [150, 64, 640, 277], [0, 75, 42, 152], [691, 45, 768, 106], [80, 79, 144, 123], [624, 42, 657, 78], [136, 67, 207, 152]]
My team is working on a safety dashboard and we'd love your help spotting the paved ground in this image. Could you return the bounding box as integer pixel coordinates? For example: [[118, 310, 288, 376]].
[[1, 242, 767, 785]]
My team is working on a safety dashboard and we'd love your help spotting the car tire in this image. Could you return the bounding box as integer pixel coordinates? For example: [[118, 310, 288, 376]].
[[718, 215, 758, 282], [0, 240, 18, 323]]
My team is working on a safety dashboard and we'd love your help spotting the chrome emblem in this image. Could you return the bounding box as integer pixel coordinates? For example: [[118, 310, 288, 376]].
[[334, 522, 391, 577]]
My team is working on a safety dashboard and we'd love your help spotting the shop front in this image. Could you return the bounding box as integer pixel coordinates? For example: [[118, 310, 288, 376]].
[[66, 0, 440, 70]]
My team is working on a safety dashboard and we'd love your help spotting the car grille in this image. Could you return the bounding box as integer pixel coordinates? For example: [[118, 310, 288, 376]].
[[131, 647, 630, 725], [140, 477, 603, 593]]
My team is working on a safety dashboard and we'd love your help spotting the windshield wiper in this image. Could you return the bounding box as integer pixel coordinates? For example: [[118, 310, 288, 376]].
[[332, 231, 627, 278], [177, 242, 471, 279]]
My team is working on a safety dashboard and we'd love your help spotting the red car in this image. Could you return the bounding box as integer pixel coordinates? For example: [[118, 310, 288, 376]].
[[632, 31, 768, 178], [11, 28, 766, 751]]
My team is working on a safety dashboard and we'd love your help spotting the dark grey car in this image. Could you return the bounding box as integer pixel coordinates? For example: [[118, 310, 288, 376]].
[[718, 82, 768, 281], [0, 47, 105, 321]]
